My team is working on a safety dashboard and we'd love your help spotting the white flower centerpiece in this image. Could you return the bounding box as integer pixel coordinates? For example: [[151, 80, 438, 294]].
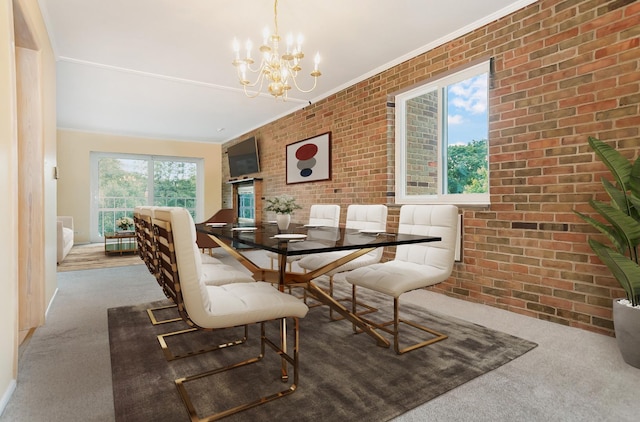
[[265, 195, 302, 230], [116, 216, 134, 232]]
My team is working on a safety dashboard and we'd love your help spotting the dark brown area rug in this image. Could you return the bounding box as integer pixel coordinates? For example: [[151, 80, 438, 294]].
[[109, 293, 537, 422]]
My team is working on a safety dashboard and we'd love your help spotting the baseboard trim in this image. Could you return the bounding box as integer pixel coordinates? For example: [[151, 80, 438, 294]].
[[45, 287, 59, 320], [0, 379, 17, 417]]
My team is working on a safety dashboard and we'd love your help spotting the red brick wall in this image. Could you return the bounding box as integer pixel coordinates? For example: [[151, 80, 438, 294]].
[[223, 0, 640, 336]]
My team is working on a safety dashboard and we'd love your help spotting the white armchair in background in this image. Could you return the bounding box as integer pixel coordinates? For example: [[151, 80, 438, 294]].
[[57, 216, 74, 264]]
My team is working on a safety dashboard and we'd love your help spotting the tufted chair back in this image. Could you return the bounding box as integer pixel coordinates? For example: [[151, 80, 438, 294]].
[[308, 204, 341, 227], [345, 204, 387, 231], [395, 204, 458, 282]]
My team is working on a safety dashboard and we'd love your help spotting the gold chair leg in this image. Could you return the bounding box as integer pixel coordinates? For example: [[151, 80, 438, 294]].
[[175, 318, 300, 422], [298, 268, 323, 308], [271, 257, 292, 272], [329, 276, 377, 321], [157, 325, 249, 361], [147, 304, 181, 325], [352, 287, 447, 354], [392, 297, 447, 354]]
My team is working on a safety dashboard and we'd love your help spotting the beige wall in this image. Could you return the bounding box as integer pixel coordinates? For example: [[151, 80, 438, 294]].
[[0, 0, 19, 406], [57, 129, 223, 243], [0, 0, 56, 411]]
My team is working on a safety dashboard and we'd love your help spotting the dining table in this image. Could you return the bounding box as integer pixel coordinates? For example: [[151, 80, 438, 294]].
[[197, 221, 442, 349]]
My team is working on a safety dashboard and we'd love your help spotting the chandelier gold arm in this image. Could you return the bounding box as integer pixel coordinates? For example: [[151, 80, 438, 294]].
[[242, 83, 266, 99], [241, 70, 269, 99], [234, 55, 268, 80], [288, 72, 319, 94]]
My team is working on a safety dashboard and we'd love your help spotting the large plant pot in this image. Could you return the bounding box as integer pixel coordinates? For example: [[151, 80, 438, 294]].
[[613, 298, 640, 369]]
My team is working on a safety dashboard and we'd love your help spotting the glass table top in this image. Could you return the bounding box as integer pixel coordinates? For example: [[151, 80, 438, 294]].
[[196, 223, 441, 256]]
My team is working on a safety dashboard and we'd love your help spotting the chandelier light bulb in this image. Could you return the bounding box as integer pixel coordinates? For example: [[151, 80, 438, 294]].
[[232, 38, 240, 63], [239, 63, 249, 85], [286, 33, 293, 53]]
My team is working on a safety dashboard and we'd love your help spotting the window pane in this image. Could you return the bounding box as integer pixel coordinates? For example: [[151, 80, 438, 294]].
[[405, 88, 439, 196], [446, 73, 489, 194], [153, 161, 197, 217], [238, 193, 254, 220], [237, 184, 255, 222], [97, 158, 148, 235]]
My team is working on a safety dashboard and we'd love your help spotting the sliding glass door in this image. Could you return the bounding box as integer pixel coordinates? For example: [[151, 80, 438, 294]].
[[90, 153, 203, 242]]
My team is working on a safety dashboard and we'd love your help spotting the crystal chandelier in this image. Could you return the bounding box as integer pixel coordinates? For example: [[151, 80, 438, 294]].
[[232, 0, 321, 100]]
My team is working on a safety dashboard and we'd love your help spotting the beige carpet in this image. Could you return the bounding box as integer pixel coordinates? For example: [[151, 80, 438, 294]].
[[57, 243, 143, 272]]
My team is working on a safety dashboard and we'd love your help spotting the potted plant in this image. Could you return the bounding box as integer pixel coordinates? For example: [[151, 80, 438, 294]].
[[574, 136, 640, 368], [265, 195, 302, 230]]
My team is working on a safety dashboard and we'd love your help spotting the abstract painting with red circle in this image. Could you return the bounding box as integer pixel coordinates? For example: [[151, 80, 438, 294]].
[[286, 132, 332, 184]]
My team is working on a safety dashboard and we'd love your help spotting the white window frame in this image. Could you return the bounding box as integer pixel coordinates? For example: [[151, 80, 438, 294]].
[[395, 60, 490, 206], [89, 152, 204, 242]]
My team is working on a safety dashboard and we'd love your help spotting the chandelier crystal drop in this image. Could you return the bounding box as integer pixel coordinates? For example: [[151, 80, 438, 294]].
[[231, 0, 321, 100]]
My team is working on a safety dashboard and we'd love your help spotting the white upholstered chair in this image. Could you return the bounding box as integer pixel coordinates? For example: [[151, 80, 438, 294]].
[[136, 206, 255, 327], [56, 216, 74, 264], [139, 206, 255, 287], [297, 204, 387, 318], [346, 204, 459, 354], [133, 207, 146, 262], [136, 207, 169, 314], [268, 204, 340, 270], [152, 207, 309, 420]]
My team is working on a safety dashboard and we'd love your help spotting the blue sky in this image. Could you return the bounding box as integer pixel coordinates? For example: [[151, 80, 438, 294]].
[[447, 74, 488, 146]]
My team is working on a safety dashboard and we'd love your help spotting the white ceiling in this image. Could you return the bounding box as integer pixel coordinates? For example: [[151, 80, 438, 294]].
[[39, 0, 535, 144]]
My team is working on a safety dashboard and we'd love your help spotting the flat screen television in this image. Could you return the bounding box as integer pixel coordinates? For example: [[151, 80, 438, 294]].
[[227, 136, 260, 178]]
